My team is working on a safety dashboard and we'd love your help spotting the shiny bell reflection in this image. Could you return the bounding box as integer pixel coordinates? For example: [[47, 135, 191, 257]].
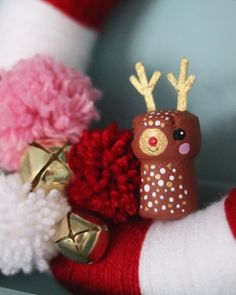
[[55, 211, 109, 264], [20, 139, 72, 192]]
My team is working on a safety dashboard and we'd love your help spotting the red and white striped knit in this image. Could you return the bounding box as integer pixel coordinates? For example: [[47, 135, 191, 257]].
[[0, 0, 120, 70], [51, 188, 236, 295]]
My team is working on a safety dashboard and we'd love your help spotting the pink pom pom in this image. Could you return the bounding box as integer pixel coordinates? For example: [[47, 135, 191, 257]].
[[0, 55, 101, 171]]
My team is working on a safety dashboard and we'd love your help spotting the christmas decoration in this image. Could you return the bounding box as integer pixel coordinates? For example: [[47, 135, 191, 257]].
[[55, 210, 109, 264], [0, 55, 100, 171], [66, 123, 140, 224], [0, 173, 70, 275], [20, 139, 71, 193], [51, 188, 236, 295], [130, 59, 201, 220], [0, 0, 120, 70], [0, 0, 126, 281]]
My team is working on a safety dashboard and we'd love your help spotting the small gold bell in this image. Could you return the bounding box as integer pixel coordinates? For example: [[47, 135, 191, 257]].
[[20, 139, 72, 192], [55, 211, 109, 264]]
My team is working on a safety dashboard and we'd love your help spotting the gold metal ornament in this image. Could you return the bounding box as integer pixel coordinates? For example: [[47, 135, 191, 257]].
[[20, 139, 72, 192], [55, 211, 109, 264]]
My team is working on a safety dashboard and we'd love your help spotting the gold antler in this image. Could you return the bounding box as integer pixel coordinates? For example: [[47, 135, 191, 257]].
[[129, 62, 161, 112], [167, 58, 195, 112]]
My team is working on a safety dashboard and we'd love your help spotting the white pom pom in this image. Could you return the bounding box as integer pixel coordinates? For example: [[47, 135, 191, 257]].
[[0, 173, 70, 275]]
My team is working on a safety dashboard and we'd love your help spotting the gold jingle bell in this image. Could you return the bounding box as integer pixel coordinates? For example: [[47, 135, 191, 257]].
[[55, 211, 109, 264], [20, 139, 72, 192]]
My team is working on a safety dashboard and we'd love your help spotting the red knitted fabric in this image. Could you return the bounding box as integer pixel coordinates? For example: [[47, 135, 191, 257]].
[[51, 219, 152, 295], [67, 123, 140, 224], [225, 188, 236, 239], [43, 0, 121, 30]]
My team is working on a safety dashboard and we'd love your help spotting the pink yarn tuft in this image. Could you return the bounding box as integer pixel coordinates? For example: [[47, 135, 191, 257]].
[[0, 55, 101, 171]]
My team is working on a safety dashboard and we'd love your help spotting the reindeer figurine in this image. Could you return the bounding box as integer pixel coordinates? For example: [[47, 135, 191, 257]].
[[130, 59, 201, 220]]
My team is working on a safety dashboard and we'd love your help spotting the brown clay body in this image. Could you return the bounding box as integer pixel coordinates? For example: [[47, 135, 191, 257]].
[[132, 110, 201, 220]]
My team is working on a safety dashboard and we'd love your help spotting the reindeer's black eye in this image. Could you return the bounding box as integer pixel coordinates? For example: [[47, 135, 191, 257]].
[[173, 129, 186, 141]]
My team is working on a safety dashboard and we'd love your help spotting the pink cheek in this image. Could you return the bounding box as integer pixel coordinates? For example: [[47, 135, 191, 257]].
[[179, 143, 190, 155]]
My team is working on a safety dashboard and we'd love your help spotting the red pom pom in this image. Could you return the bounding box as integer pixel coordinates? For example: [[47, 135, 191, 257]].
[[67, 123, 140, 223]]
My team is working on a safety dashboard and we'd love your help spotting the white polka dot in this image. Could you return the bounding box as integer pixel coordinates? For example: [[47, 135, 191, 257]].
[[176, 204, 181, 208], [164, 189, 168, 192], [182, 209, 185, 213], [151, 165, 155, 169], [157, 112, 160, 115], [144, 184, 150, 192], [140, 205, 143, 209], [169, 197, 174, 202], [165, 117, 170, 120], [162, 205, 166, 210], [161, 116, 164, 119], [169, 175, 174, 181], [172, 168, 176, 173], [171, 187, 175, 192], [154, 208, 158, 212], [152, 182, 155, 186], [144, 171, 147, 175], [140, 188, 143, 193], [160, 195, 164, 199], [170, 210, 174, 214], [150, 171, 155, 177], [184, 190, 188, 195], [141, 178, 144, 183], [148, 201, 153, 208], [148, 115, 153, 118], [165, 112, 169, 115], [179, 194, 183, 199], [150, 111, 155, 115], [155, 120, 161, 126], [158, 180, 164, 187], [160, 168, 166, 174], [179, 185, 183, 189], [144, 195, 148, 200], [152, 192, 157, 197], [144, 122, 148, 126]]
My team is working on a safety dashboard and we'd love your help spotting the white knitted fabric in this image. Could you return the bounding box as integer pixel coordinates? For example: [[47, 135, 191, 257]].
[[0, 173, 70, 275], [139, 197, 236, 295], [0, 0, 96, 70]]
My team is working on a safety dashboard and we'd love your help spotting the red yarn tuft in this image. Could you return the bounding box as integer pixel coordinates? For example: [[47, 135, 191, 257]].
[[67, 123, 140, 223]]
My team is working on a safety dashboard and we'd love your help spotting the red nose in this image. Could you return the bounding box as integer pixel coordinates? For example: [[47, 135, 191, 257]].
[[148, 136, 158, 146]]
